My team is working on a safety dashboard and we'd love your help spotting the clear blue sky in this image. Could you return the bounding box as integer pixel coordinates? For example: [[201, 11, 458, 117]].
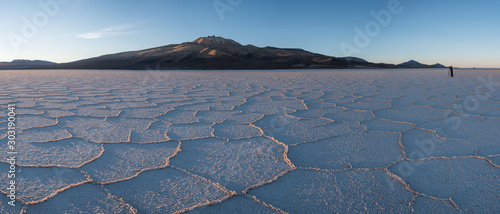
[[1, 0, 499, 68]]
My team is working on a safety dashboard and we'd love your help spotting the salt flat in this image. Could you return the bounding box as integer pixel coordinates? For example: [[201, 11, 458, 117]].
[[0, 69, 498, 213]]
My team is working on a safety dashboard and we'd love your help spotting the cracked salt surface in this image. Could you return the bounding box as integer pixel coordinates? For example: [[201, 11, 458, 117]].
[[80, 142, 179, 183], [391, 158, 500, 213], [0, 138, 101, 168], [170, 137, 291, 193], [289, 132, 402, 170], [189, 195, 281, 214], [248, 169, 414, 213], [27, 184, 133, 213], [0, 69, 498, 213], [0, 163, 89, 204]]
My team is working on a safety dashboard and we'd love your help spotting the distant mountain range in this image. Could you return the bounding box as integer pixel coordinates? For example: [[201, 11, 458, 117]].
[[0, 36, 446, 70], [0, 60, 56, 70]]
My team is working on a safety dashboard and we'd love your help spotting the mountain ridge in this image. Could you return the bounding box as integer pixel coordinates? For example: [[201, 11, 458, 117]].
[[0, 60, 56, 70], [2, 36, 446, 70]]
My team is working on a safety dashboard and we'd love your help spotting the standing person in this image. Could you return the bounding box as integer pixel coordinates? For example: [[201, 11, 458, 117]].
[[449, 66, 454, 77]]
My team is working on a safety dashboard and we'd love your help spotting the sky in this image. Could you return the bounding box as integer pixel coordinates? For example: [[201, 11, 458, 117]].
[[1, 0, 499, 68]]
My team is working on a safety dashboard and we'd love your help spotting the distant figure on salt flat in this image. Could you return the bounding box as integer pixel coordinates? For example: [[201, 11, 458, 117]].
[[449, 66, 454, 77]]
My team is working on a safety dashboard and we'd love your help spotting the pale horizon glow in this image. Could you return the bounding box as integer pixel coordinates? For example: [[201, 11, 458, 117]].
[[1, 0, 499, 68]]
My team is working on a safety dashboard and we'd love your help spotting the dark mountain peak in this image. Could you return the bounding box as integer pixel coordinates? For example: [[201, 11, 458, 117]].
[[398, 60, 446, 68], [398, 60, 426, 67], [192, 36, 241, 47], [432, 63, 446, 68]]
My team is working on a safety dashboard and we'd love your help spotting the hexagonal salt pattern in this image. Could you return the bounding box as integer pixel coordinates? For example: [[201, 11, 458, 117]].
[[0, 69, 497, 213]]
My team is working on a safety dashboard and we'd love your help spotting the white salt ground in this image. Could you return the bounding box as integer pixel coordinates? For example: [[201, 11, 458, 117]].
[[0, 69, 498, 213]]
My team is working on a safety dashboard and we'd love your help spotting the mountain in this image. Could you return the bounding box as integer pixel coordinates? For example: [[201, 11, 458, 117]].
[[0, 59, 56, 70], [7, 36, 446, 70], [398, 60, 446, 68], [51, 36, 401, 70], [432, 63, 446, 68], [339, 57, 368, 63], [398, 60, 426, 67]]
